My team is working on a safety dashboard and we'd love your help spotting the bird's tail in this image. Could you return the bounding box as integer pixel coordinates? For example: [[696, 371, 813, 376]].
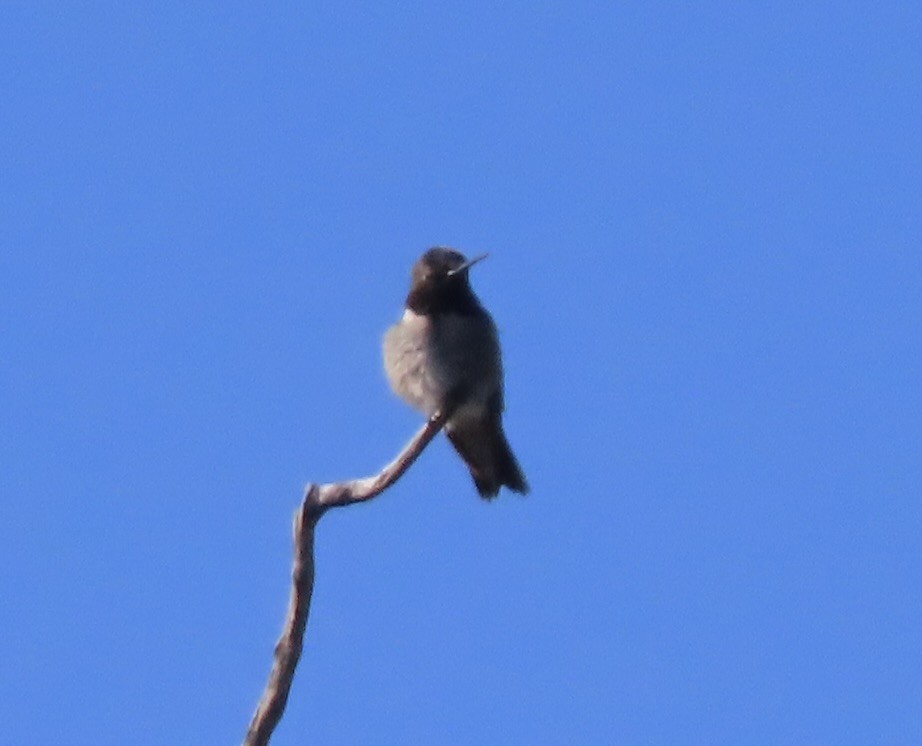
[[446, 418, 529, 500]]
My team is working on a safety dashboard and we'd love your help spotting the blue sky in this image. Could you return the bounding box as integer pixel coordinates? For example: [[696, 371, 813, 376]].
[[2, 3, 920, 744]]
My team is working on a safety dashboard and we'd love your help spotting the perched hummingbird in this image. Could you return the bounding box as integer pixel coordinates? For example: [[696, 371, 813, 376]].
[[383, 247, 529, 499]]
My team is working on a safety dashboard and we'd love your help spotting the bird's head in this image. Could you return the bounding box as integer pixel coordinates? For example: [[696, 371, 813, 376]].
[[406, 247, 488, 315]]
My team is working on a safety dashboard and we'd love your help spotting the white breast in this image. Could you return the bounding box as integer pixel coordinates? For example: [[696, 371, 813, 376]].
[[383, 309, 503, 417], [383, 310, 442, 416]]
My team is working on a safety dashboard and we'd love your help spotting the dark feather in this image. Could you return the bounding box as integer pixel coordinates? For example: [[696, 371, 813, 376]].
[[446, 416, 529, 500]]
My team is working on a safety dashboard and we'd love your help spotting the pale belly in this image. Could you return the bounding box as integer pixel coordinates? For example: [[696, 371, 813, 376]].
[[383, 312, 446, 416], [383, 309, 502, 418]]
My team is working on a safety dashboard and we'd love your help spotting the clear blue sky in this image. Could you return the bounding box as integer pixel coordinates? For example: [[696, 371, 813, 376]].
[[2, 3, 920, 744]]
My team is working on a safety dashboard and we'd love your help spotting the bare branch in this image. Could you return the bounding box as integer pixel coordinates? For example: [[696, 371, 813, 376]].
[[244, 410, 449, 746]]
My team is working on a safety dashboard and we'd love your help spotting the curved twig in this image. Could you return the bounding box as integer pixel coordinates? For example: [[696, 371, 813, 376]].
[[244, 410, 449, 746]]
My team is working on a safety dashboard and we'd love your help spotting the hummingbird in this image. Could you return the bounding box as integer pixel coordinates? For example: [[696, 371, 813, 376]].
[[383, 247, 529, 499]]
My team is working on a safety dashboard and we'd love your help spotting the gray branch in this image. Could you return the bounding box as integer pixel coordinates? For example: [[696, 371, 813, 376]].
[[243, 410, 450, 746]]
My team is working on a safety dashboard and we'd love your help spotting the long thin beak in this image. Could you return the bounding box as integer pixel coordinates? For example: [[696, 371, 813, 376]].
[[447, 253, 489, 276]]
